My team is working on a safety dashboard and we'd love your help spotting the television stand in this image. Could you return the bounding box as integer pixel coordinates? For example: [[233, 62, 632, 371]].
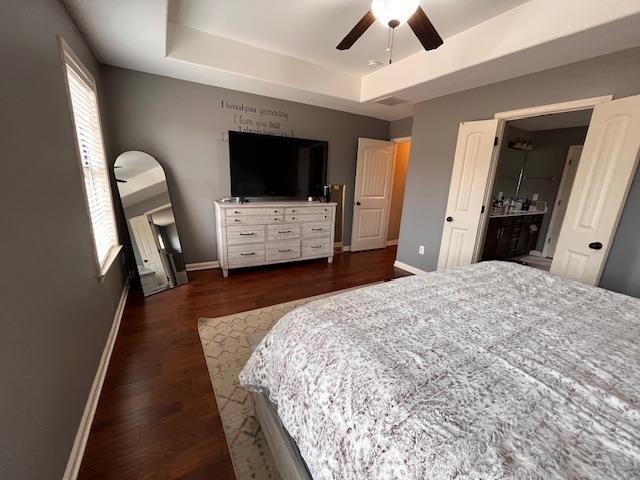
[[214, 200, 337, 277]]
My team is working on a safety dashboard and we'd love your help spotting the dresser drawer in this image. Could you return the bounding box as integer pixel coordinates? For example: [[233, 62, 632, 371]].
[[226, 225, 265, 245], [266, 240, 301, 261], [302, 222, 332, 238], [226, 207, 284, 216], [301, 237, 331, 256], [267, 224, 301, 241], [227, 215, 284, 225], [228, 244, 266, 266], [285, 206, 331, 216], [285, 213, 330, 223]]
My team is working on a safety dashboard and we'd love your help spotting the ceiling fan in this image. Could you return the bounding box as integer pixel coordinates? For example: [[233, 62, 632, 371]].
[[114, 165, 127, 183], [337, 0, 443, 58]]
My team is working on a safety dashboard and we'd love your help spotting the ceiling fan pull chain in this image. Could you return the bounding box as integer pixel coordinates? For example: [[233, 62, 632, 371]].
[[386, 26, 396, 64]]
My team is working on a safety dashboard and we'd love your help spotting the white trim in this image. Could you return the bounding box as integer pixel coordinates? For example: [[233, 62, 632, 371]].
[[393, 260, 427, 275], [391, 136, 411, 143], [494, 96, 612, 120], [186, 260, 220, 271], [99, 245, 123, 280], [342, 245, 351, 252], [63, 282, 130, 480], [528, 250, 545, 257], [386, 239, 399, 246], [144, 202, 172, 216]]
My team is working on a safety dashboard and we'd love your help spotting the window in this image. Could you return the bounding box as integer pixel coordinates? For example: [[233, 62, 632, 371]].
[[61, 40, 120, 276]]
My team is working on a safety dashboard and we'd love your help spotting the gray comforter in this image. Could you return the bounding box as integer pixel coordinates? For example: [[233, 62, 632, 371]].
[[239, 262, 640, 479]]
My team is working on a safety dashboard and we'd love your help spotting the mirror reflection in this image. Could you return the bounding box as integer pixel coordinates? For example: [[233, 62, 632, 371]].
[[114, 151, 188, 296]]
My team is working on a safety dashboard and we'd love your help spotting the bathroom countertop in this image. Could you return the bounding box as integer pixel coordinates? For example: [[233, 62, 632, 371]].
[[489, 209, 547, 218]]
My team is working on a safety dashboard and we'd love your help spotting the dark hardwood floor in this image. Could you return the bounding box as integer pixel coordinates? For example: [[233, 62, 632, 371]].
[[79, 246, 408, 479]]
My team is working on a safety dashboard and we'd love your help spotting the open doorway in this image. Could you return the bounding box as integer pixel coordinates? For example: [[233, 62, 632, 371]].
[[438, 94, 640, 286], [479, 110, 592, 271], [388, 139, 411, 246]]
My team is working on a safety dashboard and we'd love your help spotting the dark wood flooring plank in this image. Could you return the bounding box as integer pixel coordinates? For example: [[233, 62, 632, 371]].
[[79, 247, 407, 478]]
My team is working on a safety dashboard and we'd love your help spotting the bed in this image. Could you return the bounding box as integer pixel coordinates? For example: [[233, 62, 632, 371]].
[[240, 261, 640, 479]]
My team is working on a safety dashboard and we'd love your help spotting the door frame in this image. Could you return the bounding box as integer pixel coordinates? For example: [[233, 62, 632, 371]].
[[541, 144, 583, 258], [471, 95, 613, 263]]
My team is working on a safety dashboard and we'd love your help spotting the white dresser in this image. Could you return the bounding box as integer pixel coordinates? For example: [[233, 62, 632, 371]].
[[214, 200, 337, 277]]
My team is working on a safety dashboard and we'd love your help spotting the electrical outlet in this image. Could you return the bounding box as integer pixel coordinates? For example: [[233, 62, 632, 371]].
[[418, 245, 425, 255]]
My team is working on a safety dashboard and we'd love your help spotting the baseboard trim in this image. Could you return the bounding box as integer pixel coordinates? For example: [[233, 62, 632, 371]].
[[63, 281, 130, 480], [342, 245, 351, 252], [393, 260, 427, 275], [386, 239, 399, 246], [186, 261, 220, 271]]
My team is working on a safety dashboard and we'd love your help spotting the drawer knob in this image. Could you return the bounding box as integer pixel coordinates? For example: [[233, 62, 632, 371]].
[[311, 245, 322, 249], [234, 219, 240, 222], [234, 210, 240, 214], [311, 228, 323, 231], [278, 249, 291, 253], [292, 209, 295, 212], [278, 230, 291, 234], [239, 232, 255, 236], [240, 252, 256, 256]]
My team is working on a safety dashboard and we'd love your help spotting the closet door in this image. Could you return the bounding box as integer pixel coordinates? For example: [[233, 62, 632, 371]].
[[351, 138, 396, 252], [550, 95, 640, 285], [437, 120, 500, 270]]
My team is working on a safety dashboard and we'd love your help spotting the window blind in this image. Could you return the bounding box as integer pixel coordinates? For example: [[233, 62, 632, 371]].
[[65, 58, 119, 272]]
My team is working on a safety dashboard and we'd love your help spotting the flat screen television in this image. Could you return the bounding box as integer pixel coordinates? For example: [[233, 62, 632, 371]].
[[229, 131, 328, 198]]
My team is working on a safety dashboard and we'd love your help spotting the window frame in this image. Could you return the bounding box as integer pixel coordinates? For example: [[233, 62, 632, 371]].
[[58, 37, 122, 279]]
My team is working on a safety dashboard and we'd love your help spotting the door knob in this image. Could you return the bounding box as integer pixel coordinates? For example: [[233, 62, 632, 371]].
[[589, 241, 603, 250], [356, 201, 361, 206], [446, 216, 453, 222]]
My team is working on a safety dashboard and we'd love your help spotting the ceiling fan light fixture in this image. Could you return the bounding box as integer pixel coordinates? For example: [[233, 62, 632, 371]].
[[371, 0, 420, 27]]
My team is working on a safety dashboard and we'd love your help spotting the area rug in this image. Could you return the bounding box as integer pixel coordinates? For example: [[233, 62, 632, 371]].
[[197, 285, 378, 480]]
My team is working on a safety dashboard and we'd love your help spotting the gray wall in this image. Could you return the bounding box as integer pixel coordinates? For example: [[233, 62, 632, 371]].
[[390, 116, 413, 138], [123, 191, 171, 220], [101, 67, 390, 263], [397, 46, 640, 298], [0, 1, 127, 478]]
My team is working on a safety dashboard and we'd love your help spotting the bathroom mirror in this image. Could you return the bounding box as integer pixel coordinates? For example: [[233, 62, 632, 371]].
[[114, 151, 188, 296]]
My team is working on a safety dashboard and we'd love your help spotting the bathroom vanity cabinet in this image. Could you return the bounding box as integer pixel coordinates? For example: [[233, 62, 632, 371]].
[[482, 212, 544, 261]]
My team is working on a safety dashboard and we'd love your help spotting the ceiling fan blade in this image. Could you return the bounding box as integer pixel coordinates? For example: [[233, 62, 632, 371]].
[[116, 178, 127, 183], [337, 10, 376, 50], [407, 6, 443, 51]]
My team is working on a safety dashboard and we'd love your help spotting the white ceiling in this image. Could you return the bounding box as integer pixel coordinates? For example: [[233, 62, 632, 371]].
[[510, 109, 593, 132], [170, 0, 529, 76], [151, 206, 175, 227], [114, 151, 159, 179], [64, 0, 640, 121]]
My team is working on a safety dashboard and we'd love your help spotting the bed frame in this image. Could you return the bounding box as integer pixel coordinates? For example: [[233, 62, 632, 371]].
[[247, 333, 313, 480]]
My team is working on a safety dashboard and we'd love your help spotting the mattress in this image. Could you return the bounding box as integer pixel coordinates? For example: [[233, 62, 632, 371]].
[[240, 261, 640, 479]]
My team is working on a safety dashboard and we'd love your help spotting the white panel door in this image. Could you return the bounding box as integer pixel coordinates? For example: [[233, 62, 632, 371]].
[[437, 120, 500, 270], [543, 145, 583, 258], [351, 138, 396, 252], [550, 95, 640, 285], [129, 215, 168, 293]]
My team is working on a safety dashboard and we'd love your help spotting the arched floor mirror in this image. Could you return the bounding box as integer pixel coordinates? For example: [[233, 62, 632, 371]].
[[114, 151, 188, 296]]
